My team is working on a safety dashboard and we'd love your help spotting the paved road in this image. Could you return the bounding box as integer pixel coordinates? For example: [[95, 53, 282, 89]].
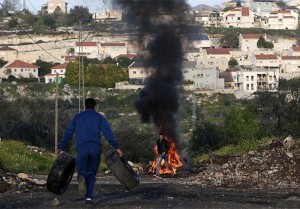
[[1, 175, 300, 209]]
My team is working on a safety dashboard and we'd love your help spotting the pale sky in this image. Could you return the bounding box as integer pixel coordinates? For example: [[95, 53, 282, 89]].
[[19, 0, 224, 14]]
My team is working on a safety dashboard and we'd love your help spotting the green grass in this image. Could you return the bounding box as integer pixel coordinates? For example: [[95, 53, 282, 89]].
[[0, 140, 55, 175]]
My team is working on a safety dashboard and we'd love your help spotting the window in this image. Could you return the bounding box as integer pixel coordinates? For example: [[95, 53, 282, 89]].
[[238, 17, 240, 20], [257, 2, 262, 5], [265, 2, 269, 5], [251, 76, 254, 81], [33, 69, 36, 72], [200, 74, 203, 78], [246, 76, 249, 81], [251, 84, 254, 90], [60, 70, 63, 73], [21, 69, 23, 72], [14, 69, 17, 72], [133, 71, 136, 74], [206, 74, 210, 77], [246, 84, 249, 90]]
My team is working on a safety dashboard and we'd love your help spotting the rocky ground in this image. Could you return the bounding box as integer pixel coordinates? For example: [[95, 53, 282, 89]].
[[2, 137, 300, 208]]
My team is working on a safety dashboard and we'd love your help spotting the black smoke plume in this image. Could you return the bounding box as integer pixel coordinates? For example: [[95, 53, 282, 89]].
[[113, 0, 190, 149]]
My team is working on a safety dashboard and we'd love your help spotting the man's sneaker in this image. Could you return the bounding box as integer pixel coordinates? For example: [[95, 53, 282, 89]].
[[85, 199, 94, 206], [77, 176, 86, 197], [153, 174, 162, 178]]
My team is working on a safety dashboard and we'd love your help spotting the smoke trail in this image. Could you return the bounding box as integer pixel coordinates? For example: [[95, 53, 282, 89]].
[[114, 0, 189, 149]]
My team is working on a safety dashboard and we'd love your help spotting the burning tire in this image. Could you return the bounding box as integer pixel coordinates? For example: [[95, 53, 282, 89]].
[[105, 151, 140, 190], [47, 153, 76, 195]]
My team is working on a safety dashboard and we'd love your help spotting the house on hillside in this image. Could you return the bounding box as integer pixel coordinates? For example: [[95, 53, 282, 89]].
[[93, 9, 122, 22], [197, 48, 231, 71], [182, 61, 224, 90], [99, 43, 127, 59], [0, 60, 39, 79], [280, 56, 300, 73], [230, 68, 279, 92], [187, 34, 211, 50], [239, 33, 266, 51], [61, 55, 80, 63], [75, 42, 99, 59], [242, 0, 279, 17], [44, 63, 67, 84], [47, 0, 68, 14], [252, 54, 279, 70], [261, 9, 299, 29], [220, 7, 255, 28], [0, 46, 18, 62], [128, 61, 151, 85], [288, 46, 300, 56]]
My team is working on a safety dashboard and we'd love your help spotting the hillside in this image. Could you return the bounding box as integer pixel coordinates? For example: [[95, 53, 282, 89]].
[[193, 4, 215, 11]]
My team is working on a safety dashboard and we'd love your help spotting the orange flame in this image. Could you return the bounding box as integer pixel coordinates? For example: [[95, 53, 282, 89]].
[[149, 136, 182, 175]]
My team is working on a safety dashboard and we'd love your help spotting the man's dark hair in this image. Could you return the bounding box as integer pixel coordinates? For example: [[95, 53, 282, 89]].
[[85, 98, 96, 109]]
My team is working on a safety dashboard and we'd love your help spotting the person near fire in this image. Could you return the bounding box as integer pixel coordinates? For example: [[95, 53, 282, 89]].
[[59, 98, 123, 206], [154, 133, 175, 177]]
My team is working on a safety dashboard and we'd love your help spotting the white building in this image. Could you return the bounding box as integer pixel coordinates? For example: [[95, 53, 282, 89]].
[[44, 63, 67, 83], [99, 43, 127, 59], [252, 54, 279, 70], [239, 33, 266, 51], [75, 42, 99, 59], [220, 7, 255, 28], [0, 60, 39, 79], [231, 69, 279, 92], [93, 9, 122, 22], [242, 0, 279, 17], [288, 46, 300, 56], [47, 0, 67, 14], [182, 61, 225, 90], [187, 34, 211, 50], [261, 9, 299, 30]]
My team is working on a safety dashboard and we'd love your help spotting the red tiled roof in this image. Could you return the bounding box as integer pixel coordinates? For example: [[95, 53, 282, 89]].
[[114, 54, 136, 59], [292, 46, 300, 52], [100, 43, 126, 47], [255, 55, 277, 60], [269, 16, 277, 18], [282, 56, 300, 60], [51, 63, 67, 69], [205, 48, 230, 55], [6, 60, 39, 68], [0, 46, 17, 51], [227, 14, 235, 17], [75, 42, 97, 47], [241, 34, 264, 39], [242, 7, 250, 16], [62, 55, 79, 62], [278, 9, 291, 14], [283, 16, 295, 19]]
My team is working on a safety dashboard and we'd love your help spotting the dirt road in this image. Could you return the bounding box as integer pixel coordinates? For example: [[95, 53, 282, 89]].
[[1, 175, 300, 209]]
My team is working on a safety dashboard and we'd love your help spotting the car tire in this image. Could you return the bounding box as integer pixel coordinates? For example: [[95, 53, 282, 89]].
[[47, 153, 76, 195], [105, 151, 140, 190]]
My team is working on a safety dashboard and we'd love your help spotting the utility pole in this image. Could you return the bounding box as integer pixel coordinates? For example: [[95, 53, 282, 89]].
[[78, 19, 82, 113], [55, 73, 59, 155]]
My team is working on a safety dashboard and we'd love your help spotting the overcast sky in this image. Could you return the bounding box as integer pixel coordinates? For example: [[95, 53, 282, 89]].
[[21, 0, 224, 13]]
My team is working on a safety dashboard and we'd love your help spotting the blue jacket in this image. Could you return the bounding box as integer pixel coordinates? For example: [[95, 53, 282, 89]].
[[59, 109, 120, 151]]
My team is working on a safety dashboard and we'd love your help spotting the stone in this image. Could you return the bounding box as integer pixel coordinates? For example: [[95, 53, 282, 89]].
[[51, 198, 60, 207], [17, 173, 29, 180]]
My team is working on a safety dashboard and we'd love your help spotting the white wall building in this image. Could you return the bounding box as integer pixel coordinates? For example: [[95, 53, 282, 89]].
[[47, 0, 67, 14], [93, 9, 122, 22], [44, 63, 67, 83], [261, 9, 299, 30], [220, 7, 255, 28], [75, 42, 99, 59], [99, 43, 127, 59], [239, 33, 266, 51], [0, 60, 39, 79]]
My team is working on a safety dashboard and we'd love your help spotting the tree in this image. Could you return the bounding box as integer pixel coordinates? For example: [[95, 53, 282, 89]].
[[257, 36, 274, 49], [220, 30, 239, 48], [228, 57, 238, 68], [236, 1, 241, 7], [276, 0, 286, 10], [65, 61, 80, 84], [34, 59, 58, 77], [2, 0, 20, 14], [0, 58, 8, 68], [67, 6, 91, 26]]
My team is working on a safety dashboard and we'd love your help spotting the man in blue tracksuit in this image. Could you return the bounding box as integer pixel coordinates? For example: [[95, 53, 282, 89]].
[[59, 98, 122, 205]]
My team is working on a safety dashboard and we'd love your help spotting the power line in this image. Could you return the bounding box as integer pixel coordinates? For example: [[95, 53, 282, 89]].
[[26, 0, 39, 13], [0, 3, 62, 62]]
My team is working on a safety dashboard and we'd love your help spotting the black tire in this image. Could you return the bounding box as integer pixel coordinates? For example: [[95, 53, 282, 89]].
[[105, 151, 140, 190], [47, 153, 76, 195]]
